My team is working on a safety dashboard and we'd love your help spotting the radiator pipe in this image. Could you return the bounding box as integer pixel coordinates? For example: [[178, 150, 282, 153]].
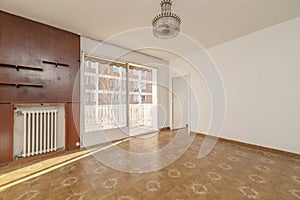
[[16, 110, 24, 115]]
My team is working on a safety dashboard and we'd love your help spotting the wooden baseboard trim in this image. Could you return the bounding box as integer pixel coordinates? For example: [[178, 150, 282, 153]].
[[3, 149, 79, 167], [194, 132, 300, 159], [159, 127, 170, 131]]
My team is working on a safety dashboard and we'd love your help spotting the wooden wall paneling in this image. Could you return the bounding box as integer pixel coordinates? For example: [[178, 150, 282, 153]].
[[0, 68, 45, 102], [9, 103, 14, 162], [27, 19, 49, 66], [0, 11, 81, 162], [0, 104, 11, 164], [0, 12, 3, 62], [66, 103, 80, 150], [0, 12, 24, 65], [40, 19, 80, 103], [60, 31, 81, 102], [0, 11, 80, 103]]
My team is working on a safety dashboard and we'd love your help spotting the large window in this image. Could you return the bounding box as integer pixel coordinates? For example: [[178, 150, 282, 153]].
[[83, 55, 157, 137]]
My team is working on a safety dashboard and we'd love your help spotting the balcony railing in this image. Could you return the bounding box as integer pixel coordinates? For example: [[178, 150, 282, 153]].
[[85, 104, 154, 132]]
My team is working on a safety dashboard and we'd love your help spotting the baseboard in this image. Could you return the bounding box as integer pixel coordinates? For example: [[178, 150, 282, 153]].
[[2, 149, 73, 167], [159, 127, 171, 131], [194, 132, 300, 159]]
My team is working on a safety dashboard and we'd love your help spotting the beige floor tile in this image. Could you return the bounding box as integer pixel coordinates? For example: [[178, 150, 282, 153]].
[[163, 186, 192, 200], [0, 129, 299, 200]]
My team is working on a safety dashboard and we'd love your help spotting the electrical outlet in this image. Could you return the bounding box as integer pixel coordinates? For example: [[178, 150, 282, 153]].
[[76, 142, 80, 147]]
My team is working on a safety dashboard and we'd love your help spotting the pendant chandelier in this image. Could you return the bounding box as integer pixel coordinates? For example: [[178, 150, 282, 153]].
[[152, 0, 181, 39]]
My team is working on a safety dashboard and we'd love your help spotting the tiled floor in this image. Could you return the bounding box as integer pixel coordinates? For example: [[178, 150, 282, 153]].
[[0, 129, 299, 200]]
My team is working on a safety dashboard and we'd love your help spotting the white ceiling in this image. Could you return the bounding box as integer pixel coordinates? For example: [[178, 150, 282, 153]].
[[1, 0, 300, 60]]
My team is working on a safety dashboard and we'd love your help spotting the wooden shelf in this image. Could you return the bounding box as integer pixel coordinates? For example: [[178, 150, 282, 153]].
[[0, 82, 43, 88], [0, 63, 43, 71], [43, 60, 69, 67]]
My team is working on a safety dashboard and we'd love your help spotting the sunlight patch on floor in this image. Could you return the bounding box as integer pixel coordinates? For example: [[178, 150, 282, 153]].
[[0, 138, 130, 192]]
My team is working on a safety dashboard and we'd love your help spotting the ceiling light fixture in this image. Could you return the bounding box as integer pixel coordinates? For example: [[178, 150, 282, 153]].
[[152, 0, 181, 39]]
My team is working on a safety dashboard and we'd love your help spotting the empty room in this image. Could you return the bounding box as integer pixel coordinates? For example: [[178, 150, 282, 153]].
[[0, 0, 300, 199]]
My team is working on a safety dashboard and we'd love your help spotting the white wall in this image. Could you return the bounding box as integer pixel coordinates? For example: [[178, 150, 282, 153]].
[[170, 16, 300, 154]]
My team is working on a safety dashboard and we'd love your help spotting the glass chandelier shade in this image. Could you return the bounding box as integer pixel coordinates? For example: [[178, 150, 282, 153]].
[[152, 0, 181, 39]]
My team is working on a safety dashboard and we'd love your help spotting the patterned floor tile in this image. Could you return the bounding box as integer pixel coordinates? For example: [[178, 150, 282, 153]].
[[0, 129, 299, 200]]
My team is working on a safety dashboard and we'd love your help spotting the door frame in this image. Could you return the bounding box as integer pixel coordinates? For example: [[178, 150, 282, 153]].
[[171, 73, 190, 131]]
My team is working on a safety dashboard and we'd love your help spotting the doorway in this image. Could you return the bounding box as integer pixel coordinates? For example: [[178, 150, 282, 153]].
[[172, 74, 189, 130]]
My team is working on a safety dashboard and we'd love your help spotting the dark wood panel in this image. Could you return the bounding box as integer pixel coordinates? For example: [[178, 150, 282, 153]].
[[0, 64, 79, 102], [0, 104, 11, 164], [0, 11, 81, 163], [66, 103, 80, 150], [0, 11, 80, 103]]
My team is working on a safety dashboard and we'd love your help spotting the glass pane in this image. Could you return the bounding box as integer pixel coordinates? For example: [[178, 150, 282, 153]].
[[84, 60, 127, 133], [128, 65, 157, 136]]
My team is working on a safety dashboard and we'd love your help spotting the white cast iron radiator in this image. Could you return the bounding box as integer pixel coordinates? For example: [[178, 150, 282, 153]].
[[22, 110, 58, 157]]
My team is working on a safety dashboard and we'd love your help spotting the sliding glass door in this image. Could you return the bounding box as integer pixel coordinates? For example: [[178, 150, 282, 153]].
[[82, 55, 157, 146], [84, 57, 127, 132], [128, 64, 157, 136]]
